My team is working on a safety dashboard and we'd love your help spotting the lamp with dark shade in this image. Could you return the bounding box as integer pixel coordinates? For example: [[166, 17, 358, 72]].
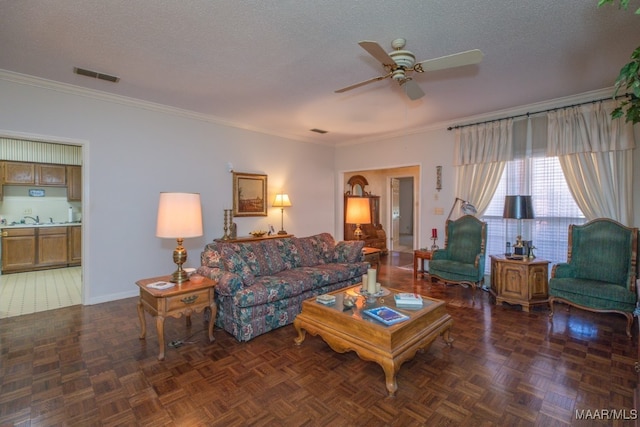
[[345, 197, 371, 239], [156, 192, 203, 284], [503, 195, 535, 256]]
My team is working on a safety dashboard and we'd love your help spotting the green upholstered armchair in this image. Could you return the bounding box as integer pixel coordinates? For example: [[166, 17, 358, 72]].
[[548, 218, 638, 338], [429, 215, 487, 298]]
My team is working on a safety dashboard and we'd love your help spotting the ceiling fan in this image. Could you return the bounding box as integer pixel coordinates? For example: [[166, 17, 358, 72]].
[[335, 38, 483, 100]]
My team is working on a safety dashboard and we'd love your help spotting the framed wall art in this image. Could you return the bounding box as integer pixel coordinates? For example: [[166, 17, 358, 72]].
[[232, 172, 268, 216]]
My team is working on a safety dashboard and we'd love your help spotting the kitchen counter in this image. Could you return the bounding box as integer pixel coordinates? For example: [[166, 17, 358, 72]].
[[1, 222, 82, 273], [1, 222, 81, 229]]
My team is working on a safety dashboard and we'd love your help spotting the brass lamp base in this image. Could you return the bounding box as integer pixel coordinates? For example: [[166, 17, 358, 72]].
[[277, 207, 288, 235], [170, 238, 189, 284], [354, 224, 363, 239]]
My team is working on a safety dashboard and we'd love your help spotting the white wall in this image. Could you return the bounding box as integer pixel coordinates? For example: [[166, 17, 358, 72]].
[[0, 77, 336, 304]]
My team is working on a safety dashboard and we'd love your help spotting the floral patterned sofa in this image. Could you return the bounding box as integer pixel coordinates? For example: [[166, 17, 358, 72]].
[[196, 233, 369, 341]]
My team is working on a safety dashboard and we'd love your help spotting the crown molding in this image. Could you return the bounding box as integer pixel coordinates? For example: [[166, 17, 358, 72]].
[[0, 69, 322, 145]]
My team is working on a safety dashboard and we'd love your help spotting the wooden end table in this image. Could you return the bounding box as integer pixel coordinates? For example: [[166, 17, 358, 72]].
[[136, 275, 217, 360], [489, 254, 550, 312], [362, 247, 381, 269], [413, 249, 432, 278]]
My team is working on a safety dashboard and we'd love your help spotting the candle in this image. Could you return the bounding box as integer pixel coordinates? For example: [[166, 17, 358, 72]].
[[362, 274, 368, 289], [432, 228, 438, 239], [367, 268, 377, 294]]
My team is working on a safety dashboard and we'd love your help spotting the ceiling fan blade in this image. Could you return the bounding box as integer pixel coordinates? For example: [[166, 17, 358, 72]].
[[358, 41, 395, 66], [414, 49, 484, 73], [401, 79, 425, 100], [334, 73, 391, 93]]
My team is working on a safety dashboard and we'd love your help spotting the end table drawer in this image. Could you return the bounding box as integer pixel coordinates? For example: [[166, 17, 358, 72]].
[[165, 289, 210, 311]]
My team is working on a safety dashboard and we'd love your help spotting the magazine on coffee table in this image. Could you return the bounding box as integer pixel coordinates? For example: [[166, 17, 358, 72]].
[[363, 306, 410, 326]]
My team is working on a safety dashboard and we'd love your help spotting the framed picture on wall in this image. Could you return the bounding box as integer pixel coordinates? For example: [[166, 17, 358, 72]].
[[232, 172, 268, 216]]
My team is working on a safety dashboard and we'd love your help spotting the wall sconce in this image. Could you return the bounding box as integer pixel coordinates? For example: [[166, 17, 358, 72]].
[[272, 193, 292, 235], [156, 192, 203, 283]]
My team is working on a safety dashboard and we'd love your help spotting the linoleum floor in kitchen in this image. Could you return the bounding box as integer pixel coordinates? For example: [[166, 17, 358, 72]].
[[0, 267, 81, 318]]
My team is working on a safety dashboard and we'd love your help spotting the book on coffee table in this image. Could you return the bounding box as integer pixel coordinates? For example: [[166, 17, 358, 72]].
[[363, 306, 410, 326], [394, 293, 423, 307]]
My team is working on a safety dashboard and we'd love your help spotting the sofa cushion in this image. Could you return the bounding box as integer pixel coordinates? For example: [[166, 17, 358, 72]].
[[305, 233, 336, 264], [221, 246, 256, 286], [201, 244, 226, 269], [293, 237, 319, 267], [274, 238, 302, 269], [333, 240, 365, 263], [429, 259, 480, 281], [230, 263, 368, 309], [549, 277, 636, 311], [260, 240, 287, 275]]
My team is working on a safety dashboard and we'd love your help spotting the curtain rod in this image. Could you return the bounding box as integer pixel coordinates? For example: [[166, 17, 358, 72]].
[[447, 93, 630, 131]]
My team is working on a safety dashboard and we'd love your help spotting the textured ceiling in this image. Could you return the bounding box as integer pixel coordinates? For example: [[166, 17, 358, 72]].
[[0, 1, 638, 145]]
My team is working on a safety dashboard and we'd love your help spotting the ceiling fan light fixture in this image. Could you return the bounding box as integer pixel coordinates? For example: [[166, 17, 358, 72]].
[[389, 50, 415, 69]]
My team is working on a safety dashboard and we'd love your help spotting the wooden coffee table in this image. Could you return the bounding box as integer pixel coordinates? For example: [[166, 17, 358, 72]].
[[293, 285, 453, 396]]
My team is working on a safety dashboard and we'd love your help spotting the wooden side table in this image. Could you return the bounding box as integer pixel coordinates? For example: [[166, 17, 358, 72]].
[[489, 254, 550, 312], [136, 275, 217, 360], [362, 247, 381, 269], [414, 250, 432, 279]]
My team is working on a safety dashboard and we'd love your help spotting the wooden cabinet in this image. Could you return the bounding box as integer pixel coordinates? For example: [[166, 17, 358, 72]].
[[38, 226, 68, 267], [36, 164, 66, 186], [3, 161, 35, 184], [344, 175, 388, 254], [490, 254, 550, 312], [2, 161, 66, 186], [1, 227, 37, 272], [68, 226, 82, 265], [1, 225, 81, 273], [66, 165, 82, 201]]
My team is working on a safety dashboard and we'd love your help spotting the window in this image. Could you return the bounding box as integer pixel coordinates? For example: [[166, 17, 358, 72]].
[[481, 156, 585, 274]]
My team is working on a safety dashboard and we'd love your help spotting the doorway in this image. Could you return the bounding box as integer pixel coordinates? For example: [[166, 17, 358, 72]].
[[343, 166, 419, 254], [0, 137, 84, 318], [390, 176, 414, 253]]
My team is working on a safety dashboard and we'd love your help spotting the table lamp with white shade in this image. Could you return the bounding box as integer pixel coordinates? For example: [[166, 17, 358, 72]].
[[156, 192, 203, 284]]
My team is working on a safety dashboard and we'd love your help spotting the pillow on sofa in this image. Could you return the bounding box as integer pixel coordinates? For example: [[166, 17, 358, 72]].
[[306, 233, 336, 264], [221, 246, 256, 286], [293, 237, 320, 267], [333, 240, 365, 263], [201, 246, 226, 269]]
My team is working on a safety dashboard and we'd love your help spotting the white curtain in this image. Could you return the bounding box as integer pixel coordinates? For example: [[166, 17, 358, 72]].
[[547, 100, 635, 225], [454, 119, 513, 216]]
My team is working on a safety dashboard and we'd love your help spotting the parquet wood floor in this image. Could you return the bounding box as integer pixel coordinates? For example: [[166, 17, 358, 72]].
[[0, 252, 637, 426]]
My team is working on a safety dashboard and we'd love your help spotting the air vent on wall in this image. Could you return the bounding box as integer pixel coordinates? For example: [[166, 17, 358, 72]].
[[73, 67, 120, 83]]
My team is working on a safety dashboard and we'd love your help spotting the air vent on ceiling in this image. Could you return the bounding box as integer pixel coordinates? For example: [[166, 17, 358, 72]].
[[310, 128, 328, 134], [74, 67, 120, 83]]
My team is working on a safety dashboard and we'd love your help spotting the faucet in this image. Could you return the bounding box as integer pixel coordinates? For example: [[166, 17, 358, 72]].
[[24, 215, 39, 224]]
